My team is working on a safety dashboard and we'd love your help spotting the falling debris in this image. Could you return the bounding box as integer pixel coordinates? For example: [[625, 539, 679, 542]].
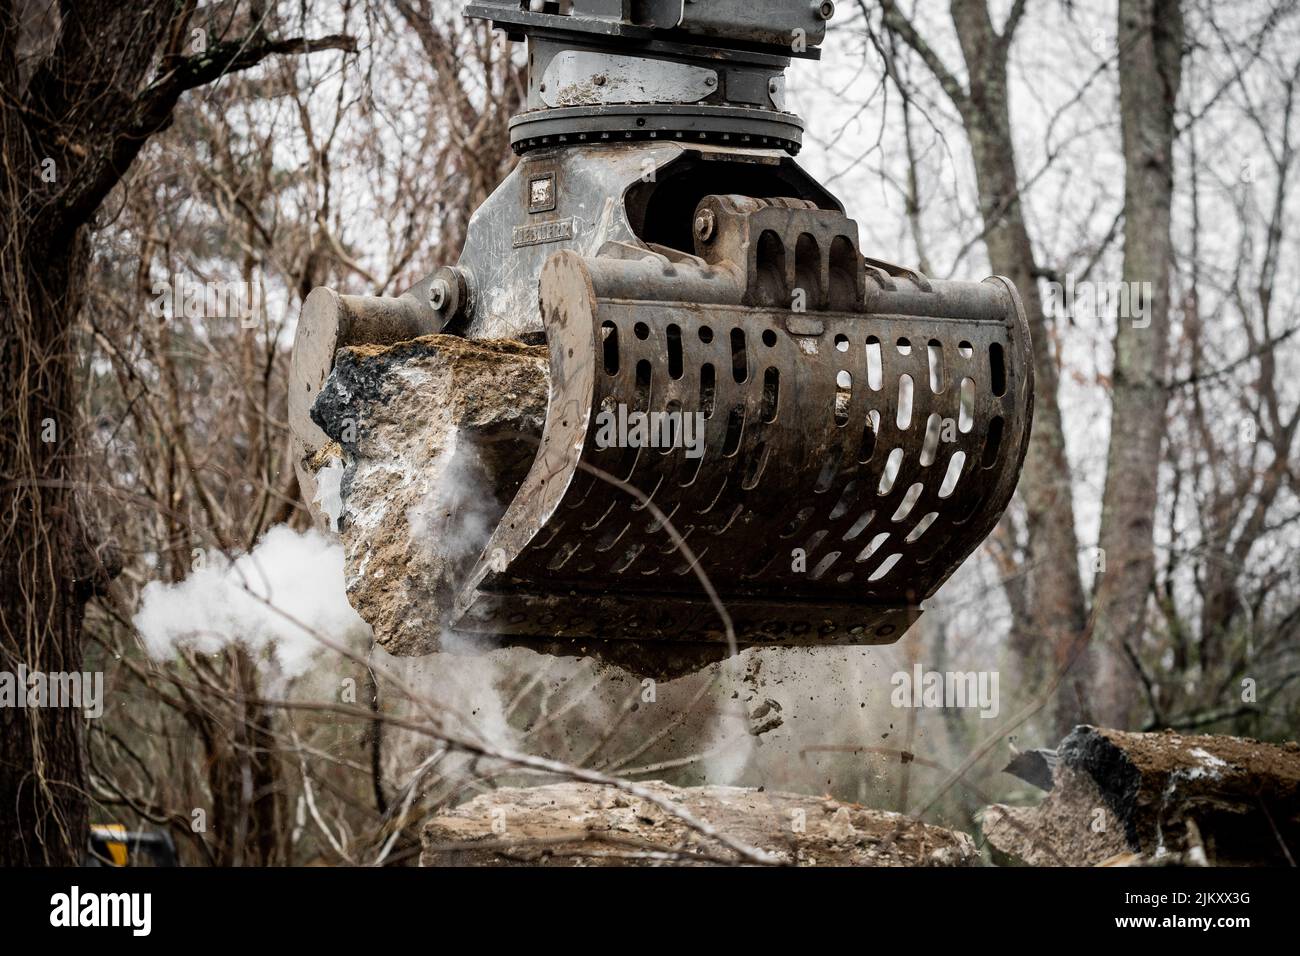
[[746, 698, 784, 736]]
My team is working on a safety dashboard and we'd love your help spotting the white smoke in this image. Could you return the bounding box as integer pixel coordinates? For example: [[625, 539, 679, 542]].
[[133, 525, 368, 678], [406, 430, 502, 569]]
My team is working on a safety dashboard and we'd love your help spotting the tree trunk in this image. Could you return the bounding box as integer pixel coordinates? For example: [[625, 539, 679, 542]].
[[1091, 0, 1185, 728], [880, 0, 1095, 733], [0, 230, 94, 864], [949, 0, 1092, 733], [0, 0, 353, 865], [199, 651, 285, 866]]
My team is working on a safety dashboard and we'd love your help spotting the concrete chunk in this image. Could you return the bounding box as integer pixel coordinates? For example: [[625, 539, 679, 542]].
[[309, 334, 549, 655], [983, 726, 1300, 866]]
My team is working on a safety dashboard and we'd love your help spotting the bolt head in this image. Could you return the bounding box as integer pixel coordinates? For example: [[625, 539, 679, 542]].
[[694, 209, 716, 242], [430, 278, 451, 310]]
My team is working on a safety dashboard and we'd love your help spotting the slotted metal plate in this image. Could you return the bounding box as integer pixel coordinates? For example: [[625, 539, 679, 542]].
[[452, 252, 1032, 647]]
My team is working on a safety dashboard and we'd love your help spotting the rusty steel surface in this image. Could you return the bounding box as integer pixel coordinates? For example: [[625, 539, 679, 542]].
[[451, 196, 1034, 647]]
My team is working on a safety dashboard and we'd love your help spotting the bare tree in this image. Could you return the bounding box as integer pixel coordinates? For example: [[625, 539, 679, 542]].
[[1090, 0, 1186, 726], [875, 0, 1091, 732], [0, 0, 353, 866]]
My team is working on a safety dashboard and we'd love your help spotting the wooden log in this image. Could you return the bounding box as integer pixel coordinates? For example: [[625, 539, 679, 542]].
[[421, 780, 979, 866]]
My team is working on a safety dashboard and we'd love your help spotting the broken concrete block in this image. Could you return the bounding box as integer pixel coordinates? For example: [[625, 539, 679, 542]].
[[309, 334, 549, 655], [981, 765, 1130, 866], [1002, 747, 1058, 792], [305, 334, 736, 678], [420, 780, 979, 866], [983, 726, 1300, 866]]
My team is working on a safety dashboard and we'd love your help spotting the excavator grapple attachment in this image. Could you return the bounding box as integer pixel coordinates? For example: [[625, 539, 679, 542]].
[[291, 0, 1037, 659], [450, 197, 1033, 647]]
